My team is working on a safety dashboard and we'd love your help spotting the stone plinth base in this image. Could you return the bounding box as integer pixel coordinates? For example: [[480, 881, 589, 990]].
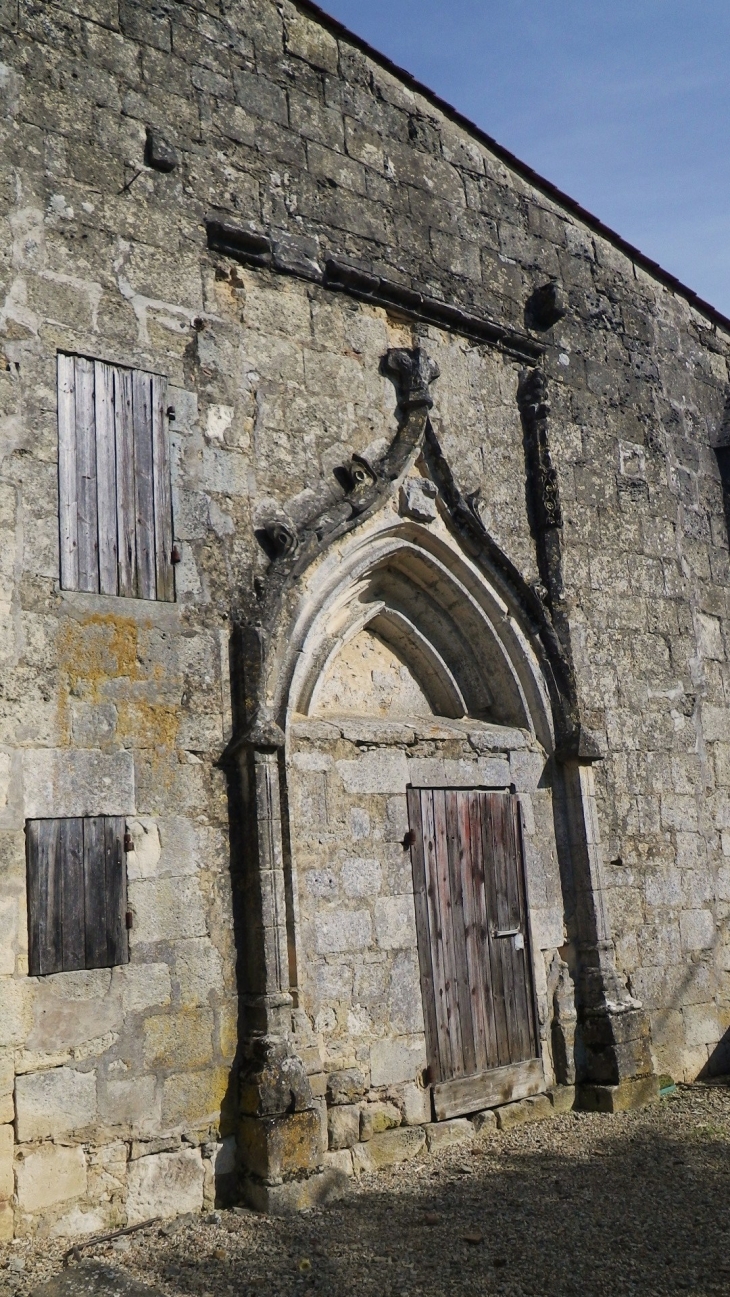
[[240, 1167, 348, 1214], [578, 1075, 660, 1113]]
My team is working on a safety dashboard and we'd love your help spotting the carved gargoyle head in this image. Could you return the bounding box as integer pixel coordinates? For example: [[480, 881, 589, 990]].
[[262, 518, 298, 559], [383, 347, 440, 412]]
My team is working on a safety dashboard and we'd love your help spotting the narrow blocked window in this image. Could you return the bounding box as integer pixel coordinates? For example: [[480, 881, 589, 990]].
[[58, 353, 174, 601], [26, 817, 129, 976]]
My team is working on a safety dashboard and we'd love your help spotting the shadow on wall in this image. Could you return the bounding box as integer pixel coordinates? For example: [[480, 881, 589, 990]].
[[137, 1100, 730, 1296]]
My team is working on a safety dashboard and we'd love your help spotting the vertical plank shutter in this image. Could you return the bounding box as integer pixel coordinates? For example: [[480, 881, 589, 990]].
[[132, 370, 156, 600], [151, 374, 174, 601], [114, 365, 137, 598], [58, 355, 174, 601], [27, 817, 129, 976], [94, 361, 118, 597], [74, 356, 99, 592], [57, 355, 78, 591]]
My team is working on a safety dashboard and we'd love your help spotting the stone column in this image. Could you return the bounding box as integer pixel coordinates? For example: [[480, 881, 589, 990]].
[[235, 730, 335, 1211], [556, 761, 658, 1111]]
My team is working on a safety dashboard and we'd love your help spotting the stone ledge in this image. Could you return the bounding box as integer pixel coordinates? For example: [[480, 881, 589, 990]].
[[352, 1125, 425, 1173], [578, 1076, 660, 1114], [496, 1093, 553, 1131]]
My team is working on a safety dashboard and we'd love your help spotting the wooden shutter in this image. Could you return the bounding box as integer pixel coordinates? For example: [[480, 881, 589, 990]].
[[408, 788, 543, 1121], [26, 817, 129, 976], [57, 354, 174, 601]]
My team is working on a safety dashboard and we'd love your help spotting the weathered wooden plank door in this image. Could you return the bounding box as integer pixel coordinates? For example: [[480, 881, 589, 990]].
[[408, 788, 543, 1121]]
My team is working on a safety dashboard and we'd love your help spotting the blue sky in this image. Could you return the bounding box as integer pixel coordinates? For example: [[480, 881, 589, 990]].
[[317, 0, 730, 316]]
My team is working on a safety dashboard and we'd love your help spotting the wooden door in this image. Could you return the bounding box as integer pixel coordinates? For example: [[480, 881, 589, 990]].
[[408, 788, 543, 1120]]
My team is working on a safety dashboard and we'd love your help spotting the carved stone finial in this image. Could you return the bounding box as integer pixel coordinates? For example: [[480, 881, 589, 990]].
[[384, 348, 440, 411]]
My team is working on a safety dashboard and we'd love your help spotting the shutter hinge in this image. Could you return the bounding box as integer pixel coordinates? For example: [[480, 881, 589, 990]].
[[125, 911, 134, 930], [123, 831, 133, 853], [171, 544, 182, 564], [402, 829, 416, 850]]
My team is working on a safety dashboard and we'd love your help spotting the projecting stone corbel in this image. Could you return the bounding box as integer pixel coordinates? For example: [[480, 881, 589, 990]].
[[383, 347, 441, 412]]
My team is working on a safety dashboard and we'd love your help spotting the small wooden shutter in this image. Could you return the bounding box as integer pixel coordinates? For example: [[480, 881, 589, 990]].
[[26, 817, 129, 976], [58, 354, 174, 601], [409, 788, 540, 1118]]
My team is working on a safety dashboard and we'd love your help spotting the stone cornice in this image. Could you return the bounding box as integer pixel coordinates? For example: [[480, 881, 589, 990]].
[[206, 219, 544, 364]]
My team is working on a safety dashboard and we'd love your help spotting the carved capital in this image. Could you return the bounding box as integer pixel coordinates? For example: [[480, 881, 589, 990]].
[[384, 347, 440, 411]]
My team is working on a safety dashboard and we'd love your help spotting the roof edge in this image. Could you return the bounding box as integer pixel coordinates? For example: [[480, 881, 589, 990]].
[[296, 0, 730, 337]]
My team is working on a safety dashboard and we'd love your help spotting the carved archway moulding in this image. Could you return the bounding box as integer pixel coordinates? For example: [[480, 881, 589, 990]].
[[233, 347, 594, 765]]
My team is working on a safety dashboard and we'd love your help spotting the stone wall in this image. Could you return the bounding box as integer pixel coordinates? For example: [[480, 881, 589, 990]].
[[0, 0, 728, 1235]]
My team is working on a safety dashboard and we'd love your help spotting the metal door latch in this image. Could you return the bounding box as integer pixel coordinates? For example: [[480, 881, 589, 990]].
[[494, 927, 524, 950]]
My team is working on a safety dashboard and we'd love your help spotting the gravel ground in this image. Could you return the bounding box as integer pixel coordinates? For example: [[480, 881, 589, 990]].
[[3, 1083, 730, 1297]]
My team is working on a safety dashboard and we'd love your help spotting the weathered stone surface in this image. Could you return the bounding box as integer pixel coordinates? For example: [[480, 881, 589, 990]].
[[323, 1148, 355, 1178], [22, 749, 135, 818], [470, 1109, 498, 1134], [238, 1108, 321, 1182], [425, 1118, 474, 1151], [579, 1076, 660, 1113], [126, 1149, 204, 1224], [326, 1069, 367, 1105], [328, 1104, 360, 1150], [16, 1143, 87, 1213], [352, 1126, 426, 1172], [16, 1067, 97, 1141], [401, 1082, 431, 1126], [496, 1094, 554, 1131], [370, 1037, 427, 1088], [0, 1123, 13, 1200], [359, 1101, 401, 1141], [549, 1085, 577, 1114]]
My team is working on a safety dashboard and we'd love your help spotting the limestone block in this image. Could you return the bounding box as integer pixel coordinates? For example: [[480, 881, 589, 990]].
[[22, 748, 135, 818], [336, 751, 408, 795], [0, 1201, 12, 1241], [496, 1094, 553, 1130], [99, 1076, 159, 1129], [115, 963, 172, 1016], [161, 1067, 229, 1129], [579, 1076, 659, 1112], [408, 757, 511, 789], [370, 1035, 427, 1087], [0, 1124, 13, 1200], [211, 1135, 236, 1179], [374, 896, 417, 950], [683, 1002, 721, 1048], [680, 910, 715, 951], [16, 1143, 87, 1213], [28, 983, 121, 1053], [284, 9, 339, 72], [50, 1206, 109, 1239], [549, 1086, 576, 1114], [126, 1148, 204, 1225], [143, 1009, 214, 1071], [509, 750, 546, 791], [238, 1108, 321, 1181], [129, 876, 207, 945], [15, 1066, 97, 1141], [359, 1102, 400, 1142], [328, 1103, 360, 1150], [125, 818, 161, 879], [326, 1069, 367, 1105], [0, 977, 33, 1047], [315, 909, 372, 954], [171, 944, 223, 1014], [0, 894, 17, 975], [323, 1148, 354, 1178], [425, 1118, 474, 1151], [470, 1109, 497, 1134], [401, 1082, 431, 1125], [352, 1125, 425, 1173], [341, 857, 382, 898]]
